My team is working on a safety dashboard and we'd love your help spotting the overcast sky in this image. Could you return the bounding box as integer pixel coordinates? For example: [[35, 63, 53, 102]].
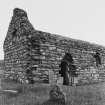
[[0, 0, 105, 59]]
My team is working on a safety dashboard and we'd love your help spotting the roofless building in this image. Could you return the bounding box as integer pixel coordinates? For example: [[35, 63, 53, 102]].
[[3, 8, 105, 85]]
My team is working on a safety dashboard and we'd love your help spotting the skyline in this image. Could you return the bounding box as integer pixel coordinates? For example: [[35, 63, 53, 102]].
[[1, 0, 105, 59]]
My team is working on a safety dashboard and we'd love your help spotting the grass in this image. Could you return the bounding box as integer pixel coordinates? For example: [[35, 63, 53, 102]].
[[1, 79, 105, 105]]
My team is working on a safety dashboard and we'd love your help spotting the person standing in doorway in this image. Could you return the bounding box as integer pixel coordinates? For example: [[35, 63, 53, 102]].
[[59, 53, 77, 86], [59, 60, 69, 85]]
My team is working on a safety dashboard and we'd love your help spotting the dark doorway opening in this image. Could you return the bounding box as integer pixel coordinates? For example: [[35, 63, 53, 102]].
[[93, 52, 101, 67], [59, 53, 77, 86]]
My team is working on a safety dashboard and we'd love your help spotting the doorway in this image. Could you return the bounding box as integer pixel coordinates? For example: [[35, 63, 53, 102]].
[[59, 53, 77, 85], [93, 51, 101, 67]]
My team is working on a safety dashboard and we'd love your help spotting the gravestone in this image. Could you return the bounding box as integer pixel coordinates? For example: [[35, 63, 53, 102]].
[[57, 77, 63, 85], [49, 70, 55, 84]]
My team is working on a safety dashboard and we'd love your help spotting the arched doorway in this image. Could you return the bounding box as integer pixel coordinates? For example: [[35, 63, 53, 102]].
[[93, 51, 101, 67], [59, 53, 77, 85]]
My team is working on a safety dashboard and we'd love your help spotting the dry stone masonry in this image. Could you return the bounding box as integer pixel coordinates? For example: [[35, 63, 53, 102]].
[[0, 60, 4, 89], [0, 60, 4, 71], [3, 8, 105, 85]]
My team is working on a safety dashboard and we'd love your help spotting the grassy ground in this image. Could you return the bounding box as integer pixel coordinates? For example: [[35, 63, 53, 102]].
[[1, 79, 105, 105]]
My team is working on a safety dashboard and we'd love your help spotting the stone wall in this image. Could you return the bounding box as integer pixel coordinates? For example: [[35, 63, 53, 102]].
[[3, 8, 105, 85], [0, 60, 4, 70], [31, 31, 105, 84], [0, 60, 4, 80]]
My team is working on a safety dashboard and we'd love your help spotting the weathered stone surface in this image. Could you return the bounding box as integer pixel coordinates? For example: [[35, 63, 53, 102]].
[[42, 85, 66, 105], [0, 60, 4, 71], [3, 8, 105, 85]]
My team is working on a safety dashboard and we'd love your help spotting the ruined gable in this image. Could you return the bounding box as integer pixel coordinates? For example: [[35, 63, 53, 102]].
[[3, 8, 39, 83]]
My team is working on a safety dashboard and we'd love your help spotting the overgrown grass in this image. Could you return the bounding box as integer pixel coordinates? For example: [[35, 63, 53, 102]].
[[1, 79, 105, 105]]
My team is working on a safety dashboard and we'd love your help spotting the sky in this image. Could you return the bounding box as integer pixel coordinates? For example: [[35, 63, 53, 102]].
[[0, 0, 105, 59]]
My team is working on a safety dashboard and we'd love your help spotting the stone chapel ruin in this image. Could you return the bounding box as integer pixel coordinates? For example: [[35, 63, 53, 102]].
[[3, 8, 105, 85]]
